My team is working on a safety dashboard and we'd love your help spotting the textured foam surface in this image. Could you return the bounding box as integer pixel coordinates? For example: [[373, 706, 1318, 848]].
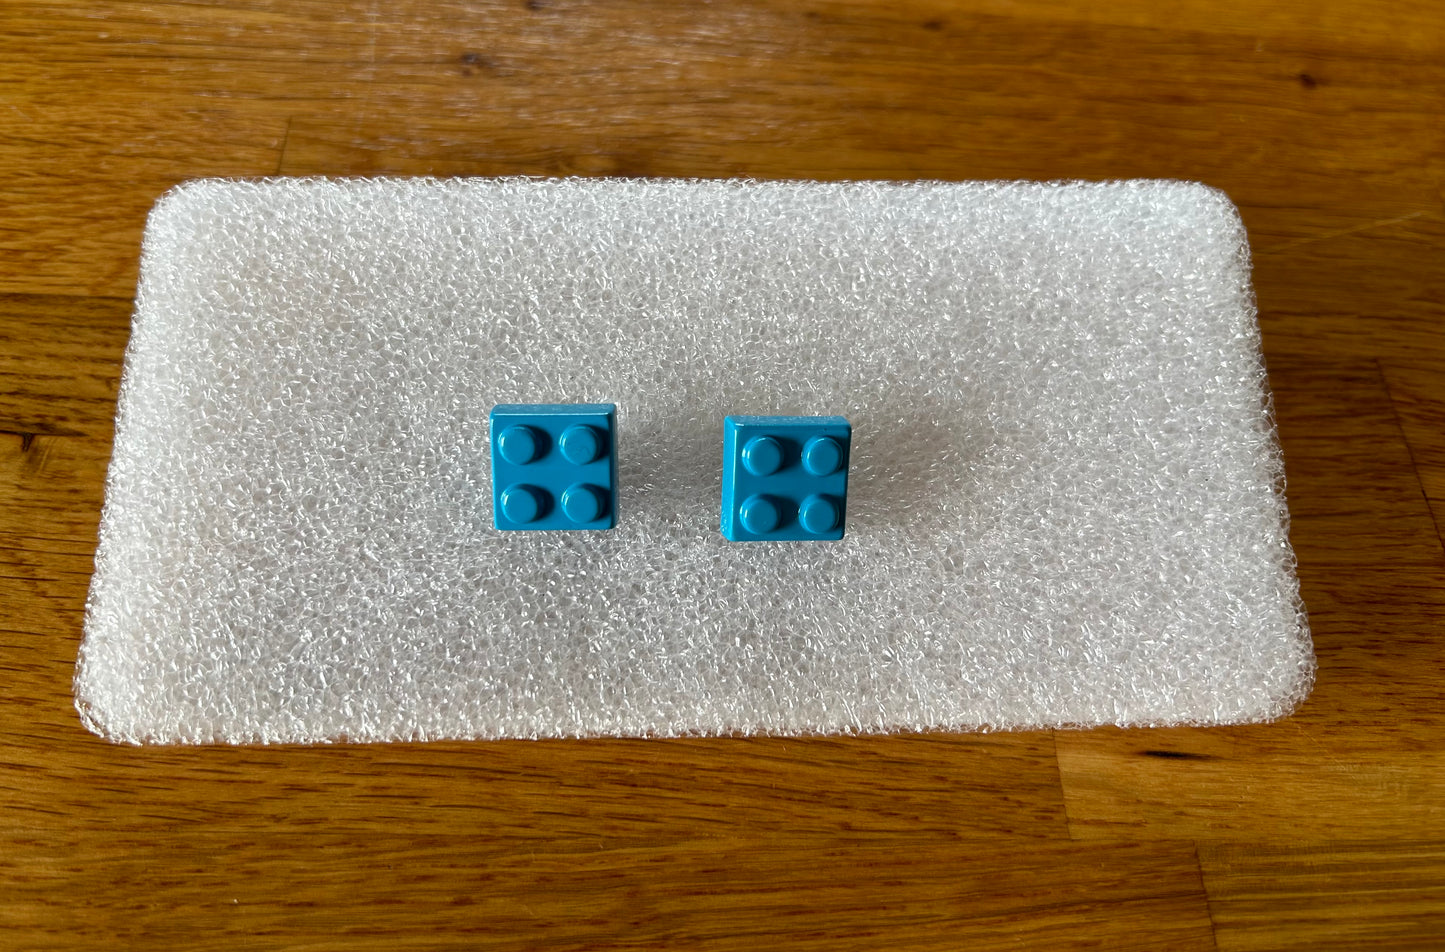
[[76, 177, 1313, 744]]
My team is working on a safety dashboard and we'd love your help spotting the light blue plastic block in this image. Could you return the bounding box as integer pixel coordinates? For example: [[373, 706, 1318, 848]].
[[490, 403, 618, 531], [720, 415, 852, 542]]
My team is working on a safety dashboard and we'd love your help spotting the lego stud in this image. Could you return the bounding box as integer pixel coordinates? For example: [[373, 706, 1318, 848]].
[[560, 482, 606, 524], [558, 424, 605, 465], [802, 436, 844, 477], [741, 436, 784, 477], [496, 425, 543, 465], [798, 494, 841, 535], [738, 494, 781, 534], [499, 483, 547, 524]]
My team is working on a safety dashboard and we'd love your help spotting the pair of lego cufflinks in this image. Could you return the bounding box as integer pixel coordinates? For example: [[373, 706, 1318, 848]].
[[490, 403, 852, 541]]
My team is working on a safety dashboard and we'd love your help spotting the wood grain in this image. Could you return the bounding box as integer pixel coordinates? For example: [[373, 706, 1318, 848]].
[[0, 296, 130, 438], [2, 0, 1444, 947], [1201, 842, 1445, 952], [0, 834, 1215, 952]]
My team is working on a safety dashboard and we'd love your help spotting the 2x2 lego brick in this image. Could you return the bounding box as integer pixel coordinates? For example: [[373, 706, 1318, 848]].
[[720, 415, 852, 541], [490, 404, 618, 531]]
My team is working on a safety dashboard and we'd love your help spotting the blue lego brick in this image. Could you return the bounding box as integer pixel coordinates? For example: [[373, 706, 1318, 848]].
[[490, 404, 618, 531], [720, 415, 852, 542]]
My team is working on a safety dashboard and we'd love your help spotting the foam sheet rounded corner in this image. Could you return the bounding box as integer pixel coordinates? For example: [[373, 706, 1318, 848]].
[[74, 177, 1314, 745]]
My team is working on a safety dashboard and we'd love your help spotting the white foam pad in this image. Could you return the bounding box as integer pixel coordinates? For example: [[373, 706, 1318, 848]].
[[76, 178, 1313, 743]]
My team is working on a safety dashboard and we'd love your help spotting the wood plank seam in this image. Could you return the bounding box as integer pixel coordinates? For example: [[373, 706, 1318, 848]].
[[278, 117, 293, 175], [1193, 842, 1223, 952], [1050, 729, 1085, 842], [1377, 357, 1445, 557]]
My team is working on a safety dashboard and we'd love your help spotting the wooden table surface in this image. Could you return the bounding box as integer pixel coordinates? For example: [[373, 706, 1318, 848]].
[[3, 2, 1443, 948]]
